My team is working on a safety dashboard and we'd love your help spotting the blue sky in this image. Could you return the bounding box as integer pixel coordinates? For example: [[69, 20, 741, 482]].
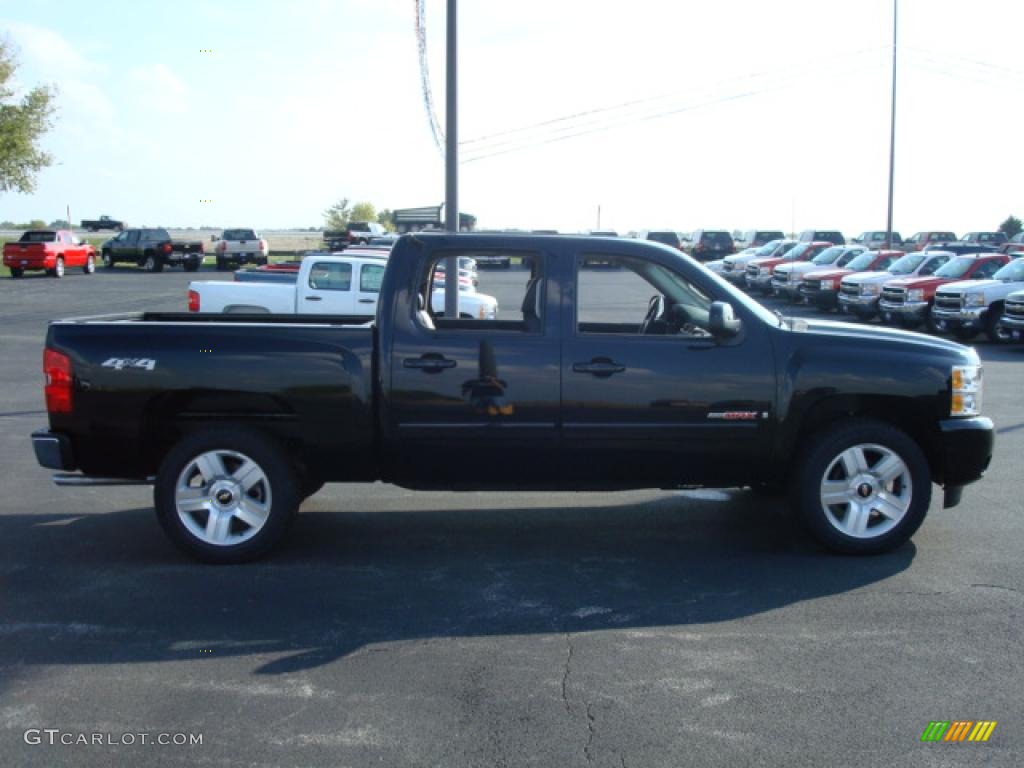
[[2, 0, 1022, 235]]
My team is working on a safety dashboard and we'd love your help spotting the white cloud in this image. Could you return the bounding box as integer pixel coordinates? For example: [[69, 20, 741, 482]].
[[129, 63, 191, 114]]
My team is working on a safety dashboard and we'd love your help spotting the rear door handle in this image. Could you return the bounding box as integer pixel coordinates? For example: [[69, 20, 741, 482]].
[[304, 296, 322, 301], [572, 359, 626, 377], [404, 354, 457, 372], [358, 298, 375, 304]]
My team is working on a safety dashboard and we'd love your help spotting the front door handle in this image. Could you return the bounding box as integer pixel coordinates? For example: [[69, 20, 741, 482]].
[[358, 298, 375, 304], [573, 358, 626, 377], [404, 354, 457, 372], [304, 295, 322, 301]]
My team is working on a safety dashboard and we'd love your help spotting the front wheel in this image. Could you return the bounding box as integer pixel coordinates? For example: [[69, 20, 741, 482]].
[[83, 254, 95, 274], [985, 306, 1010, 344], [154, 429, 300, 563], [102, 251, 114, 268], [792, 419, 931, 555]]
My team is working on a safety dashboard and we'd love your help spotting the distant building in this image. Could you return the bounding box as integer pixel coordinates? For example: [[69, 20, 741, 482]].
[[393, 204, 476, 234]]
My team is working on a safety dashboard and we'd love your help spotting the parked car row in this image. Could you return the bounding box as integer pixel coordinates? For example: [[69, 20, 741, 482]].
[[711, 237, 1024, 343]]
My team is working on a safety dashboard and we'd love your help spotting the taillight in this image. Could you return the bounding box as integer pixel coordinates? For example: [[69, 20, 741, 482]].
[[260, 239, 267, 253], [44, 348, 73, 414], [162, 242, 172, 254], [188, 289, 200, 312]]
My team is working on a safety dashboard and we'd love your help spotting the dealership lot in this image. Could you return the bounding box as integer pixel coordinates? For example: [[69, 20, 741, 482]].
[[1, 267, 1022, 766]]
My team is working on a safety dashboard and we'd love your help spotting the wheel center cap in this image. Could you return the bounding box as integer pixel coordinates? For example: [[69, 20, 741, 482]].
[[215, 489, 234, 506], [857, 483, 873, 499]]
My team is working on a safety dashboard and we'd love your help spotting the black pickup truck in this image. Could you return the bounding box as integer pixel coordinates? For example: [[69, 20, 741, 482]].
[[100, 228, 205, 272], [32, 233, 994, 562]]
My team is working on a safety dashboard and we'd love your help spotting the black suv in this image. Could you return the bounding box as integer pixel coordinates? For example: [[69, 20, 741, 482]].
[[687, 229, 735, 261], [798, 229, 846, 246], [636, 230, 683, 249]]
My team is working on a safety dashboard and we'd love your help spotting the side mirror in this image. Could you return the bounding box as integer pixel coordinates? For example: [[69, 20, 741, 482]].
[[709, 301, 742, 337]]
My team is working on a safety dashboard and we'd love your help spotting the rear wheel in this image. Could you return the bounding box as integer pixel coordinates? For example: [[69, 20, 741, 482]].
[[154, 429, 300, 563], [142, 253, 163, 273], [792, 419, 931, 555], [49, 257, 65, 278], [183, 259, 200, 272], [83, 254, 95, 274], [10, 267, 23, 278]]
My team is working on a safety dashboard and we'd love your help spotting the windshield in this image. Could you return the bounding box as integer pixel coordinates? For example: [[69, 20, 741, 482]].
[[782, 243, 809, 260], [223, 229, 257, 240], [994, 259, 1024, 281], [754, 240, 782, 256], [811, 246, 843, 265], [935, 257, 976, 279], [888, 254, 925, 274], [844, 253, 876, 272]]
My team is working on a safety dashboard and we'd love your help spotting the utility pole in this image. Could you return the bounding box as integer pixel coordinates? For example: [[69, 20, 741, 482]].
[[886, 0, 898, 250], [596, 204, 601, 231], [443, 0, 459, 320]]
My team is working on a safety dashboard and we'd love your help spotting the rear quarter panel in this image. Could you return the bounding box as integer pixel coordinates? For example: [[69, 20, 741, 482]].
[[46, 320, 376, 481]]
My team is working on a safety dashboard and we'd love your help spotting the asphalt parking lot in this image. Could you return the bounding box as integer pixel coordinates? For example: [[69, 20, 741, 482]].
[[1, 264, 1022, 767]]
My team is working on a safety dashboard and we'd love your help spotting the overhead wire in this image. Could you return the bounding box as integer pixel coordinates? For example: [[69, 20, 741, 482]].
[[415, 0, 445, 155]]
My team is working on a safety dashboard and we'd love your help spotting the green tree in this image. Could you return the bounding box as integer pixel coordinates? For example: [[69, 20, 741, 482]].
[[0, 39, 57, 194], [377, 209, 395, 231], [998, 215, 1022, 239], [323, 198, 351, 230], [349, 201, 376, 223]]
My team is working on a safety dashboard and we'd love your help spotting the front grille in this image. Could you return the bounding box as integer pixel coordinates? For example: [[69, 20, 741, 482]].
[[840, 283, 859, 297], [1005, 300, 1024, 318], [881, 287, 905, 304], [934, 293, 961, 311], [746, 265, 759, 278]]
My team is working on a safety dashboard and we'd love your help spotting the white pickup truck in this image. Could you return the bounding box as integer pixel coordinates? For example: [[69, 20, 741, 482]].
[[838, 251, 953, 320], [214, 228, 269, 269], [187, 253, 499, 319]]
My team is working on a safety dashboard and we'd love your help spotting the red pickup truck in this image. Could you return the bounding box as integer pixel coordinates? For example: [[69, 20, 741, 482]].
[[877, 252, 1009, 329], [3, 230, 97, 278]]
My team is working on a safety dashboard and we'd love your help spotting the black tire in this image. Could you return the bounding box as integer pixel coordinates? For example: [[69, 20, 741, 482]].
[[10, 267, 24, 278], [154, 429, 300, 563], [83, 254, 95, 275], [985, 306, 1009, 344], [142, 253, 163, 273], [48, 257, 65, 278], [215, 257, 228, 271], [102, 251, 114, 269], [183, 259, 200, 272], [922, 304, 937, 333], [951, 327, 977, 342], [791, 418, 931, 555]]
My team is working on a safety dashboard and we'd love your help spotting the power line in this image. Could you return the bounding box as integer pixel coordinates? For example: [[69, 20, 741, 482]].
[[461, 59, 887, 163], [415, 0, 445, 155]]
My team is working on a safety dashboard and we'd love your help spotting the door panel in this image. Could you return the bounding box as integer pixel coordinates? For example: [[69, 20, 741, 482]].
[[299, 260, 356, 315]]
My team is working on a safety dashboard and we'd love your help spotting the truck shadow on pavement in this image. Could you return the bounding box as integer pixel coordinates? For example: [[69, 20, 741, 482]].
[[0, 491, 915, 680]]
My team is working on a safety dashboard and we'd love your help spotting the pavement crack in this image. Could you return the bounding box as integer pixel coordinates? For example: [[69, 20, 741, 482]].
[[971, 583, 1023, 595], [561, 633, 573, 713], [584, 702, 596, 764]]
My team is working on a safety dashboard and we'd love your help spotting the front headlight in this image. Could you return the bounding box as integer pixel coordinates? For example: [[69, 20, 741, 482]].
[[820, 279, 835, 291], [963, 293, 985, 307], [951, 364, 983, 416], [759, 267, 770, 275], [861, 283, 881, 296], [907, 288, 924, 302]]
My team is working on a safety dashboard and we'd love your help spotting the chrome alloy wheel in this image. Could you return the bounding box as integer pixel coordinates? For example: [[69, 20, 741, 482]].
[[174, 449, 272, 546], [818, 443, 912, 539]]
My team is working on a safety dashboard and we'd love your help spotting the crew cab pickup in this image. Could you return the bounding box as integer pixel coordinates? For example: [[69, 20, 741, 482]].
[[771, 245, 866, 300], [3, 230, 97, 278], [101, 228, 205, 272], [720, 239, 796, 286], [31, 233, 994, 563], [878, 253, 1010, 329], [187, 252, 497, 319], [799, 250, 902, 310], [745, 241, 831, 293], [839, 251, 953, 320], [931, 256, 1024, 342], [214, 229, 269, 269], [80, 215, 124, 232]]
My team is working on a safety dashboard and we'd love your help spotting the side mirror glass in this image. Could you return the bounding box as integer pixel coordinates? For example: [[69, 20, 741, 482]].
[[709, 301, 742, 337]]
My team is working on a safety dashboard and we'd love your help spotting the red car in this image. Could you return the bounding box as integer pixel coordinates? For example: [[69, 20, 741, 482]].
[[745, 241, 831, 293], [799, 250, 903, 309], [3, 230, 96, 278], [878, 252, 1010, 329], [902, 231, 957, 252]]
